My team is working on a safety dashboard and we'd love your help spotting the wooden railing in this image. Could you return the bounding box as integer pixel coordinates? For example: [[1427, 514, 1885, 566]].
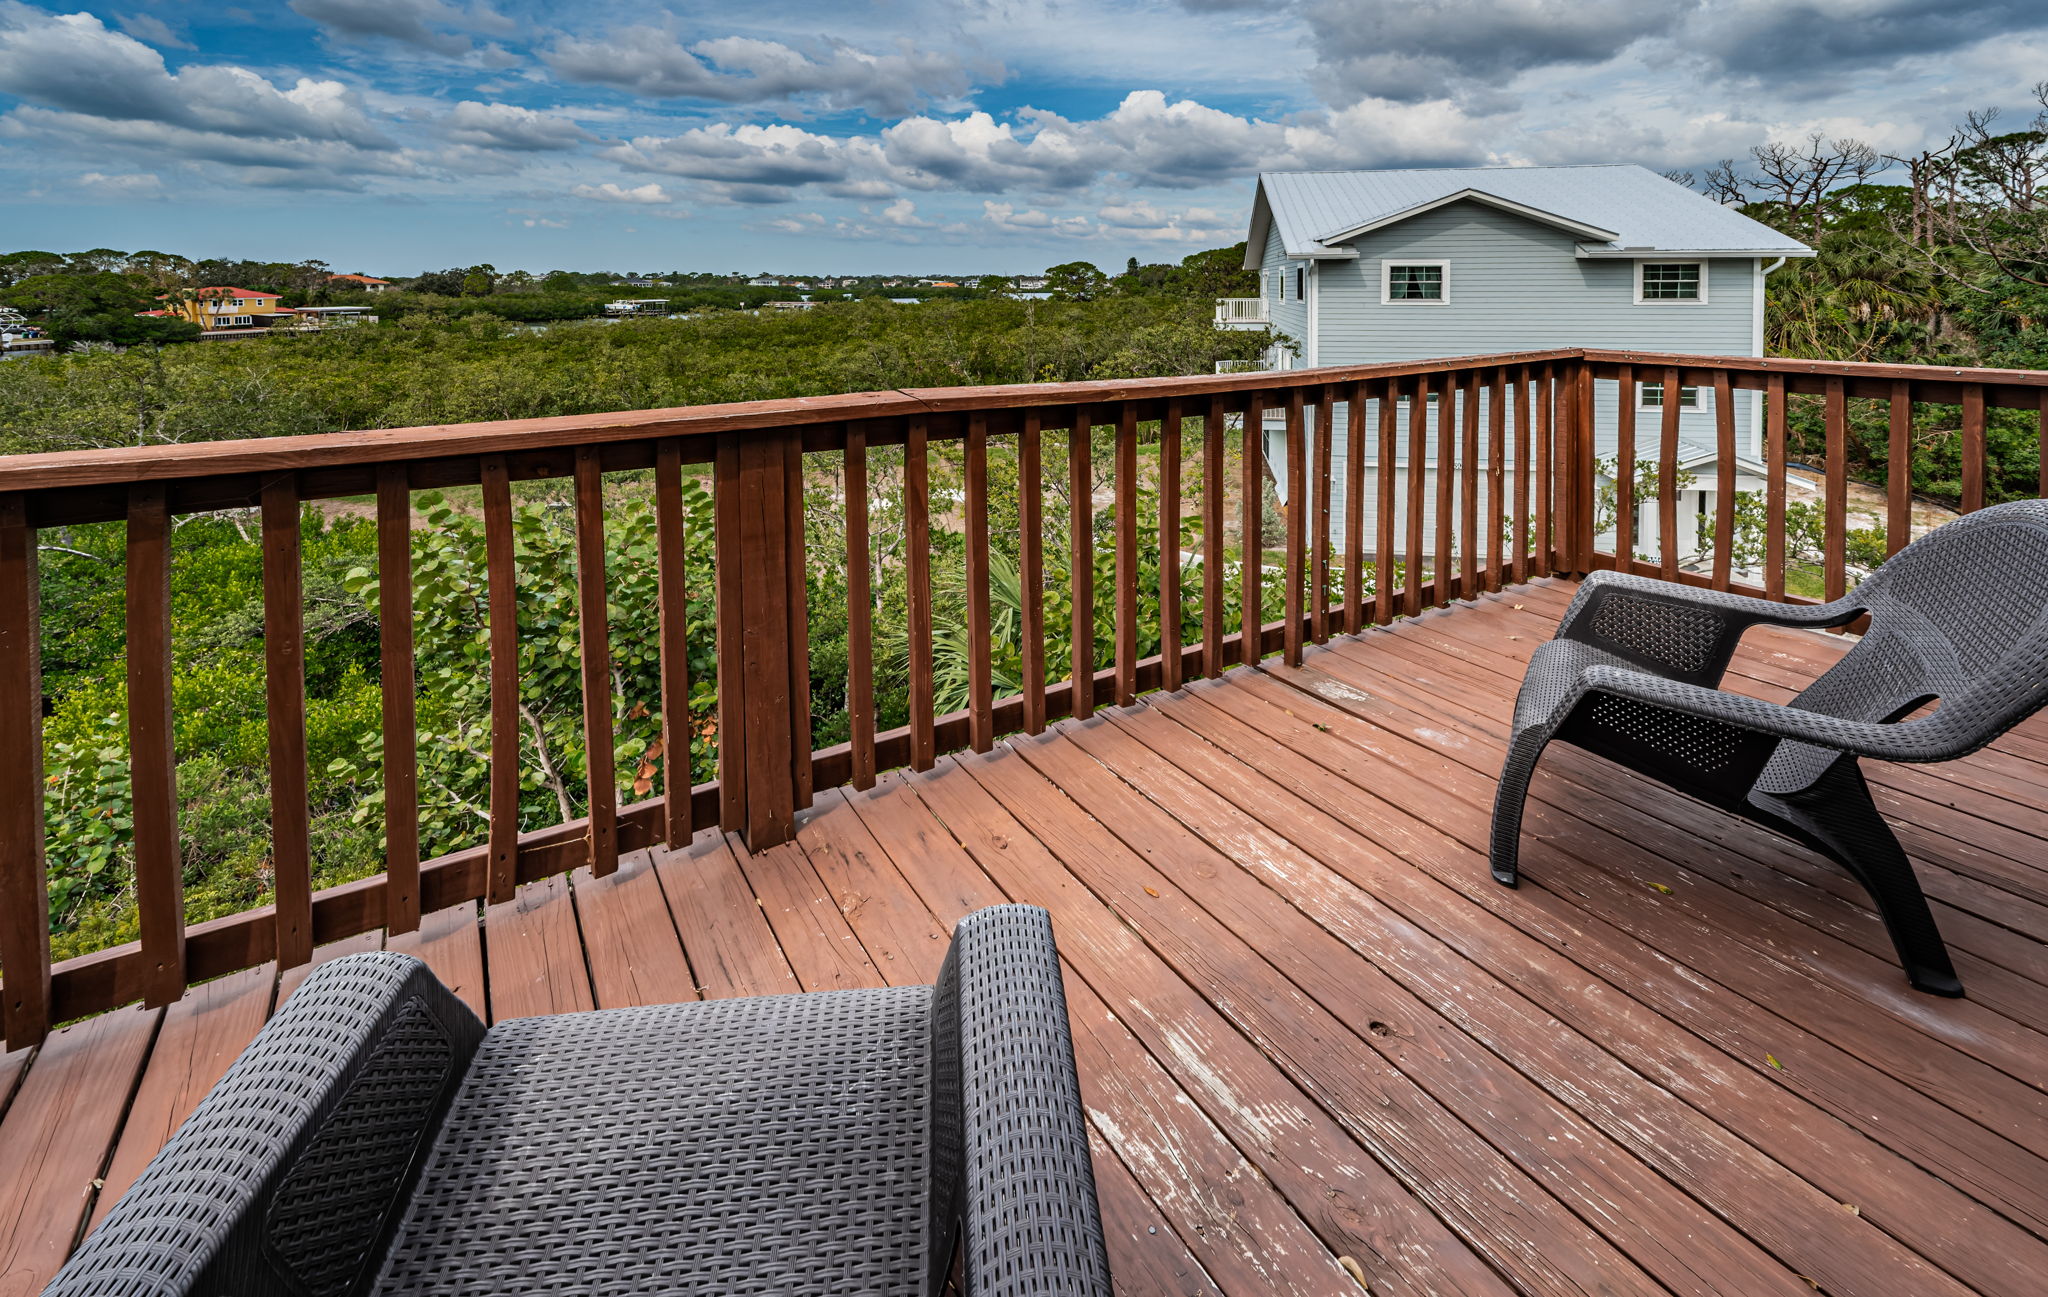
[[1, 348, 2044, 1048]]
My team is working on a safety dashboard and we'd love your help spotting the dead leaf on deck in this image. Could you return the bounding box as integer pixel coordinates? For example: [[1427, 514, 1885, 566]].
[[1767, 1053, 1784, 1070], [1337, 1255, 1368, 1288], [1840, 1202, 1859, 1216], [1143, 886, 1161, 897], [1647, 882, 1673, 895]]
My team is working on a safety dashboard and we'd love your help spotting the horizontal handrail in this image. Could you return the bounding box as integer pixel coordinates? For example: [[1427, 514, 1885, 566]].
[[2, 346, 2044, 1049]]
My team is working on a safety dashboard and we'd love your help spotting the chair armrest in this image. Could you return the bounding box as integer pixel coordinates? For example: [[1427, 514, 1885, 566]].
[[928, 905, 1110, 1296], [1580, 664, 1963, 763], [1556, 571, 1862, 686], [48, 952, 484, 1297]]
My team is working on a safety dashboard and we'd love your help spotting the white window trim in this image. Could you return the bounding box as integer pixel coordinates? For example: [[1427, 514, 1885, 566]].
[[1638, 381, 1707, 411], [1634, 259, 1707, 305], [1381, 259, 1450, 305]]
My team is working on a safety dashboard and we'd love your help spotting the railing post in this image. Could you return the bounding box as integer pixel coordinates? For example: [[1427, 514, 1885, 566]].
[[1566, 358, 1597, 577], [714, 428, 811, 850], [0, 493, 50, 1049]]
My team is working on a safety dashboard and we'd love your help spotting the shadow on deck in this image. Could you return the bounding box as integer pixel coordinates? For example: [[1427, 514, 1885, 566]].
[[5, 578, 2047, 1297]]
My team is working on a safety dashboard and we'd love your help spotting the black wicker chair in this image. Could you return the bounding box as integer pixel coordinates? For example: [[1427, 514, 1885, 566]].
[[1491, 499, 2048, 998], [47, 904, 1110, 1297]]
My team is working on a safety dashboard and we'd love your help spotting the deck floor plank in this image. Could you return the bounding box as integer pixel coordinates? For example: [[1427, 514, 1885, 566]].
[[482, 873, 592, 1022], [571, 849, 695, 1009], [0, 1005, 158, 1295], [700, 827, 843, 991], [385, 902, 485, 1019], [88, 966, 273, 1231], [22, 578, 2048, 1297]]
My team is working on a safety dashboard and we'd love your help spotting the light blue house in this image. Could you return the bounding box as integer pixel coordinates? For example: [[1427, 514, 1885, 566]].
[[1221, 165, 1812, 564]]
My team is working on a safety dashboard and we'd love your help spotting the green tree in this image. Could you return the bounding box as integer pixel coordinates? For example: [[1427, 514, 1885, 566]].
[[1044, 261, 1108, 301]]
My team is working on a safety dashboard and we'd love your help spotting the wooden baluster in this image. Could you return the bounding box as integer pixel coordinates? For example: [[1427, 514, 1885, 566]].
[[1375, 378, 1397, 624], [1459, 370, 1479, 599], [843, 429, 876, 784], [1486, 369, 1506, 591], [1071, 407, 1096, 715], [713, 440, 746, 832], [1282, 388, 1307, 666], [1765, 375, 1788, 599], [1201, 397, 1225, 676], [1825, 377, 1848, 602], [1535, 363, 1554, 576], [1512, 367, 1531, 583], [1614, 366, 1636, 569], [0, 494, 49, 1049], [1712, 370, 1736, 592], [261, 474, 312, 967], [2039, 395, 2047, 501], [1658, 367, 1681, 582], [906, 417, 935, 767], [1404, 377, 1426, 616], [375, 466, 420, 932], [1961, 383, 1986, 514], [127, 485, 181, 1005], [1573, 360, 1598, 575], [782, 437, 811, 810], [965, 413, 994, 751], [1018, 413, 1047, 732], [1343, 381, 1367, 632], [1240, 395, 1265, 666], [654, 440, 698, 831], [481, 454, 522, 900], [1159, 398, 1184, 693], [573, 447, 617, 876], [1311, 385, 1333, 644], [1885, 383, 1912, 558], [1114, 403, 1139, 705], [1434, 373, 1455, 606]]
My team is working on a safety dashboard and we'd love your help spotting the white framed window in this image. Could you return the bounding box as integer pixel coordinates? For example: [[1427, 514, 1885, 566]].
[[1635, 261, 1705, 303], [1382, 260, 1449, 304], [1291, 266, 1305, 301], [1639, 381, 1704, 410]]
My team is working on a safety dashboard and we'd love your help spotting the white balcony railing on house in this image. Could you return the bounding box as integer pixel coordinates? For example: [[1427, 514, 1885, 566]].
[[1214, 297, 1268, 324]]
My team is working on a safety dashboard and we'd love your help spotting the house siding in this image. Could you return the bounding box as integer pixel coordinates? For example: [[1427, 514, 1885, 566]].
[[1260, 198, 1762, 559]]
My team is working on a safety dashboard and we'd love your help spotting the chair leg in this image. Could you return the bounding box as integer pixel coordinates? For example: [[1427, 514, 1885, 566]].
[[1757, 762, 1963, 998], [1489, 731, 1547, 888]]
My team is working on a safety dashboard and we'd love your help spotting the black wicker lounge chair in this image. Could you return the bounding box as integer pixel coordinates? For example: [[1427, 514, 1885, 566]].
[[1490, 500, 2048, 998], [47, 904, 1110, 1296]]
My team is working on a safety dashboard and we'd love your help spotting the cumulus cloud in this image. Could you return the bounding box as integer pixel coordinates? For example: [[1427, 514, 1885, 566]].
[[115, 13, 191, 50], [0, 4, 389, 148], [544, 29, 982, 117], [75, 170, 165, 198], [603, 89, 1500, 206], [290, 0, 512, 58], [1300, 0, 1678, 105], [572, 181, 673, 204], [442, 100, 587, 151]]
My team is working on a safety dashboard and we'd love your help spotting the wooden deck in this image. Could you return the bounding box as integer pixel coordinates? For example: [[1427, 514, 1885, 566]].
[[6, 577, 2048, 1297]]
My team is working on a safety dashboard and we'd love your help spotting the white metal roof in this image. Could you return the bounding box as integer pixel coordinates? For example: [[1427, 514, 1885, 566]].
[[1246, 165, 1813, 266]]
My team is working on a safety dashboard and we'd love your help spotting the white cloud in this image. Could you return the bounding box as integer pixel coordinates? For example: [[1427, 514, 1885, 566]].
[[115, 13, 191, 51], [572, 181, 673, 204], [74, 170, 165, 198], [290, 0, 513, 58], [443, 100, 587, 151], [0, 4, 389, 148], [543, 28, 983, 117]]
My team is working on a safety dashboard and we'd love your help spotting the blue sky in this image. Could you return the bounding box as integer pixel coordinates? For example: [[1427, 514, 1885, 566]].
[[1, 0, 2044, 276]]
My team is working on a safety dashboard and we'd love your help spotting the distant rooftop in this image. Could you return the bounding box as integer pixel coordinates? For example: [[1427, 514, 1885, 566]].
[[1248, 164, 1814, 264]]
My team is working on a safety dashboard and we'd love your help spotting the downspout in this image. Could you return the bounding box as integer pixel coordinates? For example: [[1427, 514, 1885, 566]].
[[1752, 256, 1787, 461]]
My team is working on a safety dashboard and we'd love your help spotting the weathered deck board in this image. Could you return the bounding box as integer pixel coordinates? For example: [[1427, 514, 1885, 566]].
[[12, 579, 2048, 1296]]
